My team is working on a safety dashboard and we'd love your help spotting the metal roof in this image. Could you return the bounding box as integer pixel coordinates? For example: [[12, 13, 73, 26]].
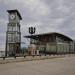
[[7, 9, 22, 20], [24, 32, 73, 41]]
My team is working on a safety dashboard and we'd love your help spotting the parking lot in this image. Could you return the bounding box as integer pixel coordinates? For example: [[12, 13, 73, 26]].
[[0, 56, 75, 75]]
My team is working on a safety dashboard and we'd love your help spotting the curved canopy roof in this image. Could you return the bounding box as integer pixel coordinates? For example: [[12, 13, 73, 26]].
[[24, 32, 73, 41]]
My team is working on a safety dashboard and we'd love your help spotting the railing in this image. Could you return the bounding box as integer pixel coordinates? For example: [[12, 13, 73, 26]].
[[0, 50, 75, 60]]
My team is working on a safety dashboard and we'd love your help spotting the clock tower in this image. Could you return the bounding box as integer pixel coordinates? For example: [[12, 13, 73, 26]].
[[5, 10, 22, 56]]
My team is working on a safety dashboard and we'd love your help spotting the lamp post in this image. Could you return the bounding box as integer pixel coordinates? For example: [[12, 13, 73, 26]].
[[28, 27, 36, 55], [29, 27, 36, 34]]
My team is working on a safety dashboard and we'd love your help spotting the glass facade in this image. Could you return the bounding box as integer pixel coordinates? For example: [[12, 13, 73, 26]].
[[29, 33, 74, 54]]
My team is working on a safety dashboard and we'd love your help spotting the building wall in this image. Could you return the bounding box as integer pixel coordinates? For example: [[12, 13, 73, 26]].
[[30, 34, 74, 54], [56, 36, 74, 53], [46, 43, 56, 53]]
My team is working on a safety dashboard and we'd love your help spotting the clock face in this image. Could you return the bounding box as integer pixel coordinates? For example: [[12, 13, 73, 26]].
[[10, 14, 15, 20]]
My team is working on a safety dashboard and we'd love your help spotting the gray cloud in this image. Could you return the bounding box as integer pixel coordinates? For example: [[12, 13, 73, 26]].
[[0, 0, 75, 50]]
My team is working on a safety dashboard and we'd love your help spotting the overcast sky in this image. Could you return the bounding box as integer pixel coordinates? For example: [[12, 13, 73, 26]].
[[0, 0, 75, 51]]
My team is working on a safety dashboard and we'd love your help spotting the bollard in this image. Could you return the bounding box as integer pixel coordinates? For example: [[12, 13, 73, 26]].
[[3, 57, 5, 60], [24, 55, 26, 58], [32, 55, 34, 58], [14, 56, 16, 59], [39, 54, 41, 57]]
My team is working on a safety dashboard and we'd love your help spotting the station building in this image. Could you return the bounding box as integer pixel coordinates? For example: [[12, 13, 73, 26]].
[[24, 32, 75, 55]]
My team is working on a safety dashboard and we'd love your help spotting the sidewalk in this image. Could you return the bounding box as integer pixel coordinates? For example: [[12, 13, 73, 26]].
[[0, 54, 75, 64]]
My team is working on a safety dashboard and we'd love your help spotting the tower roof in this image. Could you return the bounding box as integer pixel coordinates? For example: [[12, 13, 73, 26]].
[[7, 9, 22, 20]]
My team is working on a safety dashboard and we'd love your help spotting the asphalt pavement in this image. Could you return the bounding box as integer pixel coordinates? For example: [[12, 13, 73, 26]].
[[0, 55, 75, 75]]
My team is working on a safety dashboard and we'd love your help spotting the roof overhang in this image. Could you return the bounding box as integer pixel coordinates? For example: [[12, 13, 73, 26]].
[[24, 32, 73, 41]]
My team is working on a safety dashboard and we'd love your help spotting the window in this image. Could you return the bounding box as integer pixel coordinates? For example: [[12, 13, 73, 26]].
[[8, 26, 12, 31], [17, 34, 20, 42], [13, 26, 16, 31], [9, 44, 14, 51], [17, 26, 20, 32], [16, 34, 20, 42], [8, 34, 15, 42], [8, 34, 12, 42], [13, 34, 15, 42]]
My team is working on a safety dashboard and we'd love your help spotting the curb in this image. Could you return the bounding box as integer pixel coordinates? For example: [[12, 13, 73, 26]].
[[0, 56, 64, 64]]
